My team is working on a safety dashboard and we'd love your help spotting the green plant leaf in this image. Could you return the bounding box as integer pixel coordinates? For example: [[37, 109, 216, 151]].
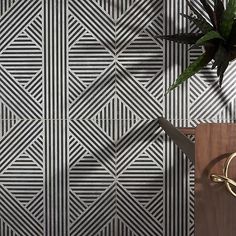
[[180, 13, 213, 33], [220, 0, 236, 39], [217, 60, 229, 86], [196, 30, 225, 45], [200, 0, 216, 28], [228, 47, 236, 60], [228, 20, 236, 46], [212, 44, 227, 68], [214, 0, 225, 29], [166, 52, 214, 93], [156, 33, 203, 44], [211, 44, 230, 86]]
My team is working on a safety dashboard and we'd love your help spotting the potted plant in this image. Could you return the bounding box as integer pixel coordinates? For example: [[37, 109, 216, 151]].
[[159, 0, 236, 93]]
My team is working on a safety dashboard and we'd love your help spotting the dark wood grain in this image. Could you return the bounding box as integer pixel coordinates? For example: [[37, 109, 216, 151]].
[[195, 124, 236, 236]]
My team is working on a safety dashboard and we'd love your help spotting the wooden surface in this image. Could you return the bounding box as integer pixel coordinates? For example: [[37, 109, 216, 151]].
[[195, 124, 236, 236]]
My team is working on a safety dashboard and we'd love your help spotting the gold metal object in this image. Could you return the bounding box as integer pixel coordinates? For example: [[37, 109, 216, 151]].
[[210, 152, 236, 197]]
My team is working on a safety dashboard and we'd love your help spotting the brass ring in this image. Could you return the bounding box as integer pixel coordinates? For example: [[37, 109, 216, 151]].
[[210, 152, 236, 197]]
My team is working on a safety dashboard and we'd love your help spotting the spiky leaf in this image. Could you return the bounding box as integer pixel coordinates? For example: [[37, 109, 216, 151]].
[[212, 44, 227, 68], [167, 52, 214, 93], [180, 13, 213, 33], [217, 58, 229, 86], [157, 33, 203, 44], [214, 0, 225, 29], [228, 20, 236, 46], [212, 44, 230, 86], [229, 48, 236, 60], [200, 0, 216, 28], [196, 30, 225, 45], [220, 0, 236, 39]]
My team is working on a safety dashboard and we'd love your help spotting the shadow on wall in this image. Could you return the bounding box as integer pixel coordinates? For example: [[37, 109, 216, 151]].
[[68, 119, 167, 235]]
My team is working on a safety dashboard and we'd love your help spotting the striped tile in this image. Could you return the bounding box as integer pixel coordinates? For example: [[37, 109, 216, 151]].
[[2, 0, 236, 236]]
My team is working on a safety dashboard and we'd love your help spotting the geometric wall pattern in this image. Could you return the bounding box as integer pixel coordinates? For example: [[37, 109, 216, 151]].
[[0, 0, 235, 235]]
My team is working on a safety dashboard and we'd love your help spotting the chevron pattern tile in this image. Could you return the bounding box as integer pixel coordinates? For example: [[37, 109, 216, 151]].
[[0, 0, 235, 235]]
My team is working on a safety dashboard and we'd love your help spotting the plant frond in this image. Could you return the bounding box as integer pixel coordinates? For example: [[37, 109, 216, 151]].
[[214, 0, 225, 29], [196, 30, 224, 45], [220, 0, 236, 39], [157, 33, 204, 44], [166, 51, 214, 93]]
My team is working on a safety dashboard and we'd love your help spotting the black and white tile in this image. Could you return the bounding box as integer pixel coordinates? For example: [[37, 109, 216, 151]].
[[0, 0, 235, 235]]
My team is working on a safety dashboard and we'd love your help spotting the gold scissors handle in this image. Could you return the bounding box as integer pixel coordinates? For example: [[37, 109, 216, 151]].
[[211, 152, 236, 197]]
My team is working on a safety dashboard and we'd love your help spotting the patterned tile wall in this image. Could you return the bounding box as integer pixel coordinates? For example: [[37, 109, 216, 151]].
[[0, 0, 235, 235]]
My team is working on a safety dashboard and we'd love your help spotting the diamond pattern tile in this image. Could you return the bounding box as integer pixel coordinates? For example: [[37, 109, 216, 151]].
[[1, 0, 235, 235]]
